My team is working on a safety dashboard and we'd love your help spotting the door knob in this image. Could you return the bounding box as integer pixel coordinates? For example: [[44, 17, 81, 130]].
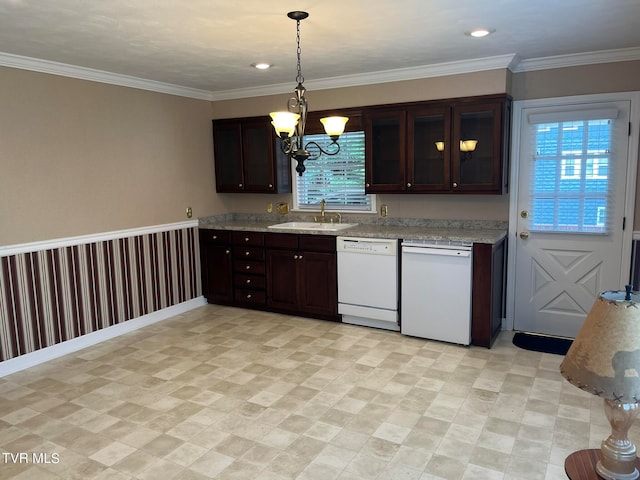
[[519, 231, 529, 239]]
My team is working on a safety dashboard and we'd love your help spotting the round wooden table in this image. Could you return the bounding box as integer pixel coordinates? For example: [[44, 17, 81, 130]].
[[565, 449, 640, 479]]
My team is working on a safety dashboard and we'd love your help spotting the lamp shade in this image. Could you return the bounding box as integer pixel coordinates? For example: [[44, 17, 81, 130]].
[[560, 290, 640, 403], [270, 112, 299, 137], [460, 140, 478, 152], [320, 116, 348, 137]]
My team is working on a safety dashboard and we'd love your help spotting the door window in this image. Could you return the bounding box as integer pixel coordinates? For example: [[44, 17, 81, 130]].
[[529, 115, 617, 234]]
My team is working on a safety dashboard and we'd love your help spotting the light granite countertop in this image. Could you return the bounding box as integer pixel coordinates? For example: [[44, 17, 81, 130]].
[[199, 214, 507, 245]]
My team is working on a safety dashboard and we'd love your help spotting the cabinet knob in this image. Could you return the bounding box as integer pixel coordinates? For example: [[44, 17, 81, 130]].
[[245, 251, 250, 256], [294, 255, 298, 259], [212, 235, 217, 240], [268, 184, 273, 188], [246, 294, 252, 299], [244, 237, 249, 242], [246, 265, 251, 270], [298, 255, 303, 260], [366, 183, 370, 188], [246, 279, 251, 284], [407, 182, 412, 188], [239, 183, 243, 188], [225, 249, 230, 254], [453, 182, 458, 188]]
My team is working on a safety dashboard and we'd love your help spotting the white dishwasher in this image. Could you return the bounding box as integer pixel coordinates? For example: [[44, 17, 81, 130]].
[[401, 240, 472, 345], [337, 237, 399, 331]]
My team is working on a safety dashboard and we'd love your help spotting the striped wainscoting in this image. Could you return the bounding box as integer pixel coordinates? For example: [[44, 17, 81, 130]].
[[0, 223, 201, 362]]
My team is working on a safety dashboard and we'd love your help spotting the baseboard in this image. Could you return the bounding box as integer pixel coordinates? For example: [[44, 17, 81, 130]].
[[0, 296, 207, 377]]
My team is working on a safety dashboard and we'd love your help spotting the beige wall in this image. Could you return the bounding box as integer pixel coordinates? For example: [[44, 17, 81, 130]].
[[213, 69, 513, 222], [511, 60, 640, 100], [213, 61, 640, 225], [0, 67, 222, 246], [3, 60, 639, 247], [512, 60, 640, 227]]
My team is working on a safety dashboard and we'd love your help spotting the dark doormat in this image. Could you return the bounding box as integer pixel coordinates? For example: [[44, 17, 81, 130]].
[[512, 332, 573, 356]]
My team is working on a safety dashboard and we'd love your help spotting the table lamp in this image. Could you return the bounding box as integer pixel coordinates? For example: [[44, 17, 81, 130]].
[[560, 286, 640, 480]]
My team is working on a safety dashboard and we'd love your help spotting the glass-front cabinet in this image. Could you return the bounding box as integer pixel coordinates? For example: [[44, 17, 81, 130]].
[[452, 101, 504, 192], [364, 94, 511, 194], [364, 110, 406, 191], [408, 106, 451, 192], [212, 117, 291, 194]]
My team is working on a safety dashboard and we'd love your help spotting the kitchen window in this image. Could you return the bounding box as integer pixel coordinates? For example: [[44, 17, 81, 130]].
[[292, 130, 375, 213]]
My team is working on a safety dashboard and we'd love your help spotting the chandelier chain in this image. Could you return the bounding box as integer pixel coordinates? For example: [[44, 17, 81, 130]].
[[295, 19, 304, 85]]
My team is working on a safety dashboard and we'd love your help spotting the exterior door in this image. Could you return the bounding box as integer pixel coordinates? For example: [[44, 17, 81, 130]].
[[511, 98, 633, 338]]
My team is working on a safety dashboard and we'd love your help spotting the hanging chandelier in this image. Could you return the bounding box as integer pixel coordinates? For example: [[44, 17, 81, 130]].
[[269, 11, 348, 176]]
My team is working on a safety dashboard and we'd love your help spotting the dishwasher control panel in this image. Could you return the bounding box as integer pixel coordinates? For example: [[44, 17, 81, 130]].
[[337, 237, 397, 255]]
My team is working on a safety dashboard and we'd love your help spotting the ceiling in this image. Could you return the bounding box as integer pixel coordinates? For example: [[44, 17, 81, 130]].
[[1, 0, 639, 100]]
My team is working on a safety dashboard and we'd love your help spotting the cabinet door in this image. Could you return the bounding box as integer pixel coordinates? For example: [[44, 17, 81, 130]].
[[213, 121, 244, 192], [364, 109, 406, 192], [452, 102, 504, 193], [242, 119, 277, 193], [299, 251, 337, 318], [200, 242, 233, 304], [266, 249, 298, 311], [407, 106, 451, 192]]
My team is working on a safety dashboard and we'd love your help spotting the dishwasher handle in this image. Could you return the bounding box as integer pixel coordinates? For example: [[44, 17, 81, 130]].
[[402, 246, 471, 257]]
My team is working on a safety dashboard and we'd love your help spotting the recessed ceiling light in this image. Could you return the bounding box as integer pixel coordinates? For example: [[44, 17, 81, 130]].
[[466, 28, 495, 38], [252, 62, 272, 70]]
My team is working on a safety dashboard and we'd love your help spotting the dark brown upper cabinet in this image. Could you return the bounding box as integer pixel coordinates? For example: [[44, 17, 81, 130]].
[[212, 117, 291, 193], [364, 94, 511, 194]]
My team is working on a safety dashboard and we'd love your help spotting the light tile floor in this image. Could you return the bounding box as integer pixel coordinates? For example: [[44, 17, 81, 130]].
[[1, 305, 638, 479]]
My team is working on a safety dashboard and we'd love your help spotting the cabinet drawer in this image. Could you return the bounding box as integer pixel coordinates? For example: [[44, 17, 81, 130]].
[[234, 246, 264, 261], [265, 233, 299, 249], [299, 235, 336, 252], [232, 231, 264, 246], [234, 260, 265, 275], [234, 274, 265, 289], [199, 229, 230, 245], [235, 289, 266, 305]]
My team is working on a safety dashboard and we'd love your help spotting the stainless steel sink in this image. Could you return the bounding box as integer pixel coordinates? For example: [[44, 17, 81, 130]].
[[267, 221, 357, 232]]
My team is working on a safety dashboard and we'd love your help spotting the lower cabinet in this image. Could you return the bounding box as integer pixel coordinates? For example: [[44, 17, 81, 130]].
[[232, 231, 266, 307], [471, 237, 507, 348], [266, 233, 338, 321], [199, 228, 504, 344], [199, 230, 233, 304]]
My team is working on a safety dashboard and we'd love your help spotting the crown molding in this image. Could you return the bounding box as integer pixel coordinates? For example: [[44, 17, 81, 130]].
[[2, 47, 639, 101], [0, 52, 213, 100], [512, 46, 640, 73], [209, 54, 519, 101]]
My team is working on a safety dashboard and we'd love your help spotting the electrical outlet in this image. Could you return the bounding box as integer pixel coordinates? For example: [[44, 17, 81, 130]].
[[186, 207, 193, 218], [266, 203, 273, 213], [380, 204, 388, 217]]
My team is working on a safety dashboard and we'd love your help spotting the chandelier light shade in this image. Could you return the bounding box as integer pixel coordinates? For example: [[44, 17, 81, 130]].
[[560, 287, 640, 480], [269, 11, 348, 176]]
